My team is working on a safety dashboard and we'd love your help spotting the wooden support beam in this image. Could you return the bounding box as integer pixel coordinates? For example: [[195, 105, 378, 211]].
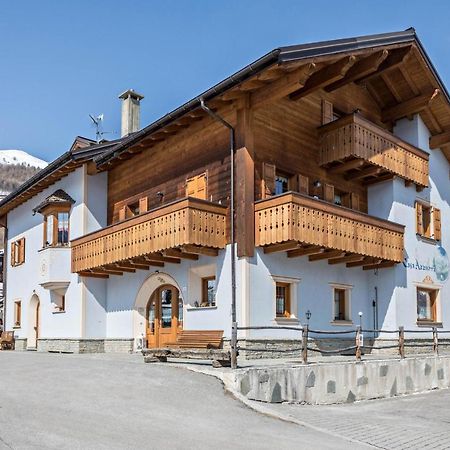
[[164, 249, 199, 260], [96, 268, 124, 276], [104, 264, 135, 273], [356, 45, 412, 84], [328, 254, 365, 265], [141, 253, 180, 264], [309, 250, 344, 262], [263, 241, 301, 254], [325, 50, 389, 92], [328, 159, 365, 173], [363, 173, 394, 186], [289, 56, 356, 101], [363, 260, 396, 271], [346, 257, 379, 268], [429, 130, 450, 149], [250, 63, 317, 108], [181, 245, 219, 257], [382, 89, 440, 123], [287, 245, 322, 258], [238, 79, 268, 91], [345, 166, 382, 181], [78, 271, 109, 279]]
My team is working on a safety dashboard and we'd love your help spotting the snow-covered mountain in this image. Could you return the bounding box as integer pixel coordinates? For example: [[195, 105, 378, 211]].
[[0, 150, 47, 169]]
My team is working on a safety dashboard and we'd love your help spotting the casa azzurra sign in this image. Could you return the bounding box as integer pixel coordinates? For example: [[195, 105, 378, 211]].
[[403, 246, 449, 282]]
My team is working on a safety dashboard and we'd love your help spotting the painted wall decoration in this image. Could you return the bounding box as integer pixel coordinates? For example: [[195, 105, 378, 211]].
[[403, 246, 449, 283]]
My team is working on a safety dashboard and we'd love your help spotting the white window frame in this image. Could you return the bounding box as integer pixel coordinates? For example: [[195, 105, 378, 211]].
[[330, 283, 353, 325], [271, 275, 300, 324]]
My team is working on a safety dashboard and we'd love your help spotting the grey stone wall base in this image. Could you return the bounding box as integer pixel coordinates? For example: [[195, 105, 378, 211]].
[[232, 355, 450, 404], [14, 338, 27, 351], [37, 339, 134, 354]]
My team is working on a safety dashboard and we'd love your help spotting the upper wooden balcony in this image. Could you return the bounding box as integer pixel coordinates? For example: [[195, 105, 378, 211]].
[[71, 198, 228, 277], [318, 113, 429, 188], [255, 192, 404, 270]]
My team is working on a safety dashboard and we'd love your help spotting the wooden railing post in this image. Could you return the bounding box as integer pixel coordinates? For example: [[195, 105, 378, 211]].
[[433, 327, 439, 356], [355, 326, 362, 361], [398, 326, 405, 359], [302, 325, 309, 364]]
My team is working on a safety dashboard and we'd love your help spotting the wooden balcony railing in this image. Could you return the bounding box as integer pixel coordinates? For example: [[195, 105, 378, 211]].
[[319, 113, 429, 187], [255, 192, 404, 266], [71, 198, 228, 274]]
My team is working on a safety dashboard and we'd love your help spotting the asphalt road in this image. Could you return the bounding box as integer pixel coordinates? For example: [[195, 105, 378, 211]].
[[0, 352, 363, 450]]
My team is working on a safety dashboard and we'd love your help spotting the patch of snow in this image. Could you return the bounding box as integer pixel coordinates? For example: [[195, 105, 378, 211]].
[[0, 150, 47, 169]]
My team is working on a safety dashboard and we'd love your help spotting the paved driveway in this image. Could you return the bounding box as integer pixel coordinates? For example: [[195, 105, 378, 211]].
[[0, 352, 362, 450]]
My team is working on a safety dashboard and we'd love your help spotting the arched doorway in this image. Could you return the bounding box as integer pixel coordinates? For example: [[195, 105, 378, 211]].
[[28, 294, 40, 349], [146, 284, 183, 348], [133, 272, 184, 350]]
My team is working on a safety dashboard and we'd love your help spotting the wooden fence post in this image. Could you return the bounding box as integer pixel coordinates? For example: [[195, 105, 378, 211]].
[[302, 324, 309, 364], [355, 326, 362, 361], [433, 327, 439, 356], [398, 326, 405, 359]]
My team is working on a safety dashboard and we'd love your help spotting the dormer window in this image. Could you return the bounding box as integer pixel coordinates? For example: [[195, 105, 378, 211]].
[[34, 190, 75, 248]]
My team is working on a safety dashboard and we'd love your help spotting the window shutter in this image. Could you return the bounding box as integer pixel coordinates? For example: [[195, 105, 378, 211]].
[[10, 242, 15, 267], [139, 197, 148, 213], [262, 163, 276, 198], [324, 184, 335, 203], [19, 238, 25, 264], [298, 174, 309, 195], [118, 206, 126, 222], [350, 193, 360, 211], [433, 207, 441, 241], [322, 100, 334, 125], [415, 202, 423, 235], [186, 174, 207, 200], [186, 177, 196, 197]]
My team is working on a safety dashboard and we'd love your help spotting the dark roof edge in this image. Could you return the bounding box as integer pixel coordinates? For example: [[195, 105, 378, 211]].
[[96, 28, 450, 168]]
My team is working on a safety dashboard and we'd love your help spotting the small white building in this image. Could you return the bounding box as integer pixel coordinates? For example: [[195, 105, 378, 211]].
[[1, 30, 449, 356]]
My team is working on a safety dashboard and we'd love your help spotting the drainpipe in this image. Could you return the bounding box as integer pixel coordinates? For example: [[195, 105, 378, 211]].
[[2, 224, 7, 332], [200, 99, 237, 369]]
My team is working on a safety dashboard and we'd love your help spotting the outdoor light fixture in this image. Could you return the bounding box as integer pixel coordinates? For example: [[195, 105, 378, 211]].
[[306, 310, 312, 324], [358, 311, 363, 328], [312, 180, 322, 188], [156, 192, 164, 201]]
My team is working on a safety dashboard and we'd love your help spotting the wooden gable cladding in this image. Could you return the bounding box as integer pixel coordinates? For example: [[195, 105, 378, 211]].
[[107, 114, 231, 224]]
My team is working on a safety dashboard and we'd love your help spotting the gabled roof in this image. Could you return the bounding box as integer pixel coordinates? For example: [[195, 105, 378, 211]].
[[95, 28, 450, 168], [33, 189, 75, 214]]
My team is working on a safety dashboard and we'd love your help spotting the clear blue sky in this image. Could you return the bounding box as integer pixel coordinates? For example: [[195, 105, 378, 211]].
[[1, 0, 449, 162]]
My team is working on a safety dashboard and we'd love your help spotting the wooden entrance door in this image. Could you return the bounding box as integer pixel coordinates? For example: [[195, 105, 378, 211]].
[[146, 285, 182, 348]]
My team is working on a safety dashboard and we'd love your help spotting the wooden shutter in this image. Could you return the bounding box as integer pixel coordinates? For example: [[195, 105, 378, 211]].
[[298, 174, 309, 195], [433, 207, 441, 241], [350, 193, 360, 211], [322, 100, 334, 125], [118, 206, 126, 222], [186, 174, 207, 200], [415, 202, 423, 235], [10, 242, 15, 267], [139, 197, 149, 214], [261, 163, 276, 198], [324, 184, 335, 203], [18, 238, 25, 265]]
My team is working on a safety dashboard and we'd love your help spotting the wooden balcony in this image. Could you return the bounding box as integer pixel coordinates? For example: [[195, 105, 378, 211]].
[[71, 198, 228, 277], [318, 113, 429, 188], [255, 192, 404, 269]]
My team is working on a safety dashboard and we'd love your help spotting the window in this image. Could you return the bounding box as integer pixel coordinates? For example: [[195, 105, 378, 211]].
[[186, 173, 207, 200], [44, 209, 70, 247], [14, 301, 21, 327], [417, 288, 439, 323], [11, 238, 25, 267], [276, 282, 291, 318], [275, 173, 289, 196], [416, 201, 441, 241], [333, 287, 351, 322], [53, 294, 65, 313], [201, 276, 216, 307]]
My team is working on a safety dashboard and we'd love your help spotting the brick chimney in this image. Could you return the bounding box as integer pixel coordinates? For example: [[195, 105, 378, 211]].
[[118, 89, 144, 137]]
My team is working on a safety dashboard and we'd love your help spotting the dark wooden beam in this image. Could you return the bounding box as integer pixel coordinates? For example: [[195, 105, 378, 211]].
[[181, 245, 219, 257], [382, 89, 440, 123], [164, 249, 199, 260], [429, 130, 450, 149], [104, 264, 135, 273], [309, 250, 344, 262], [287, 245, 322, 258], [263, 241, 301, 254], [78, 271, 109, 279], [328, 254, 365, 265], [345, 166, 382, 181], [325, 50, 389, 92], [142, 253, 180, 264], [289, 56, 356, 101], [328, 159, 365, 173], [363, 173, 394, 186], [363, 260, 396, 271], [356, 45, 412, 84], [97, 268, 124, 276], [346, 257, 379, 268]]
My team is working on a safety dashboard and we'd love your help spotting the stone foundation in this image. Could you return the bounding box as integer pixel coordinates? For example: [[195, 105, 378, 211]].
[[36, 338, 134, 354], [14, 338, 27, 351]]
